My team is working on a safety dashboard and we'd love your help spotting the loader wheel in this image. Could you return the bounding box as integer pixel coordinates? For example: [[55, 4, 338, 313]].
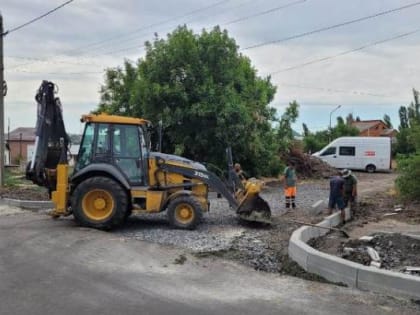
[[72, 176, 128, 230], [167, 196, 203, 230]]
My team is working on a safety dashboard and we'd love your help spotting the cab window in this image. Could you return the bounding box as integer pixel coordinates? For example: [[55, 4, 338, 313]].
[[95, 124, 110, 155], [112, 124, 143, 184], [75, 123, 94, 171]]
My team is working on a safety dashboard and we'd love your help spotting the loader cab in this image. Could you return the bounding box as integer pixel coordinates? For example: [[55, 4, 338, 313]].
[[75, 114, 150, 186]]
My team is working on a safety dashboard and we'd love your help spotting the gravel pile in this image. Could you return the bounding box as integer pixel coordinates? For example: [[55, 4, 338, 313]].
[[117, 182, 330, 274]]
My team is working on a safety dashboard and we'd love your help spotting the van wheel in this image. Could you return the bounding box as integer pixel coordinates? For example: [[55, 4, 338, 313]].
[[366, 164, 376, 173]]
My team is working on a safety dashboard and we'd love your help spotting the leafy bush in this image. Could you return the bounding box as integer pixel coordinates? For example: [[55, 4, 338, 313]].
[[303, 134, 327, 154], [396, 154, 420, 200]]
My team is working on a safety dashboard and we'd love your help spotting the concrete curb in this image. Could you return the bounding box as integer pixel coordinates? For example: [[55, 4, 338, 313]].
[[288, 208, 420, 300], [1, 198, 53, 211]]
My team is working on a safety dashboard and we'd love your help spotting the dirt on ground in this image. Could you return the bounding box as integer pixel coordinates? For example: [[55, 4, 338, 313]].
[[0, 170, 49, 201], [194, 214, 330, 282], [202, 171, 420, 282], [310, 231, 420, 277], [308, 172, 420, 277], [4, 167, 419, 283], [188, 181, 332, 282], [0, 185, 49, 201]]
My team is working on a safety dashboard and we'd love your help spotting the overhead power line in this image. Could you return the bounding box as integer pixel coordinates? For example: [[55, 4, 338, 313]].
[[2, 0, 75, 36], [86, 0, 310, 58], [8, 0, 233, 69], [243, 1, 420, 50], [12, 69, 103, 76], [224, 0, 306, 25], [271, 27, 420, 74], [6, 55, 101, 70], [278, 83, 392, 98], [10, 0, 308, 67], [76, 0, 267, 56], [69, 0, 230, 54]]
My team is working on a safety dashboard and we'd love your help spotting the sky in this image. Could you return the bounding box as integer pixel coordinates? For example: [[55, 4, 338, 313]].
[[1, 0, 420, 135]]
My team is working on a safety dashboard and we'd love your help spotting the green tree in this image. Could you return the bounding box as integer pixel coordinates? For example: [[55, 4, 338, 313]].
[[98, 26, 278, 176], [346, 113, 354, 125], [302, 113, 359, 153], [396, 96, 419, 155], [399, 106, 409, 129], [302, 123, 310, 137], [303, 132, 329, 154], [396, 155, 420, 200], [396, 88, 420, 200], [331, 116, 359, 139], [277, 100, 299, 152], [383, 114, 393, 128]]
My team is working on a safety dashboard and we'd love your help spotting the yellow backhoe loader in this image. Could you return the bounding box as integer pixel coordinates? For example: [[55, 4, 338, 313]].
[[26, 81, 271, 230]]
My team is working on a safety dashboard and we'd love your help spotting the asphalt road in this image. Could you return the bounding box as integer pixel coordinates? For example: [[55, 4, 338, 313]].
[[0, 210, 418, 315]]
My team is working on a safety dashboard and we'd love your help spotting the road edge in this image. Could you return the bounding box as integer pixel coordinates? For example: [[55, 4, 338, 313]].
[[1, 197, 53, 210]]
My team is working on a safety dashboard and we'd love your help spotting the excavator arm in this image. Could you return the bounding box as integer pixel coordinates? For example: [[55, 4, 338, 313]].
[[26, 81, 70, 214], [158, 158, 271, 224]]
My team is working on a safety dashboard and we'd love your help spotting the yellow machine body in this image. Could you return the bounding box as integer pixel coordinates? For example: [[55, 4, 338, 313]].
[[46, 113, 269, 228]]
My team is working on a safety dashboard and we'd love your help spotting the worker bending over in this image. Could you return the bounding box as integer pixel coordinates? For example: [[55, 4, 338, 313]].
[[341, 169, 357, 214]]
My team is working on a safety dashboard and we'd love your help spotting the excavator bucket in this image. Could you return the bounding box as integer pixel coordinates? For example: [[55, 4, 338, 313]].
[[235, 179, 271, 224]]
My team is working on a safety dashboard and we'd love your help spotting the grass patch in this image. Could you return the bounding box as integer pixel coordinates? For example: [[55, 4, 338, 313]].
[[4, 168, 27, 187]]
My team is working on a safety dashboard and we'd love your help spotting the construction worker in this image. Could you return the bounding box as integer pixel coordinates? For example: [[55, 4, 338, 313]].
[[327, 171, 345, 222], [341, 169, 357, 213], [234, 163, 247, 182], [283, 161, 297, 209]]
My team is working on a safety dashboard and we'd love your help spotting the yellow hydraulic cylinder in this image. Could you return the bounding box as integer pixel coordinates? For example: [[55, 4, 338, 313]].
[[51, 163, 69, 215]]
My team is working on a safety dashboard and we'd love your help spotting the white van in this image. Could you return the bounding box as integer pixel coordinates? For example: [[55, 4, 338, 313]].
[[312, 137, 391, 172]]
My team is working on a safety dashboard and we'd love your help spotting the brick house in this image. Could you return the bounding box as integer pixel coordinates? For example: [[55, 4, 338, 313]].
[[351, 120, 398, 138], [7, 127, 36, 164]]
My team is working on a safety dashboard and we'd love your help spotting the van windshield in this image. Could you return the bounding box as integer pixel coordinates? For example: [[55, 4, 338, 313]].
[[321, 147, 336, 156]]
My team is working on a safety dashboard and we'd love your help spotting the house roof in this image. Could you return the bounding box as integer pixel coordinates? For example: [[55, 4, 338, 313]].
[[8, 127, 36, 141], [350, 120, 398, 137], [350, 120, 383, 132], [382, 128, 397, 136]]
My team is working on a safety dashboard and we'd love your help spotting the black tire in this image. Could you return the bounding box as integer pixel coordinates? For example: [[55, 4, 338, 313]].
[[366, 164, 376, 173], [167, 195, 203, 230], [72, 176, 128, 230]]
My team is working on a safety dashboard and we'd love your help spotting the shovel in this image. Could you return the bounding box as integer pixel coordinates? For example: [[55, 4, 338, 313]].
[[285, 219, 350, 238]]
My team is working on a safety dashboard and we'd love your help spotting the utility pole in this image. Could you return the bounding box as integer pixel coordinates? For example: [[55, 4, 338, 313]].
[[0, 14, 5, 186], [329, 105, 341, 143]]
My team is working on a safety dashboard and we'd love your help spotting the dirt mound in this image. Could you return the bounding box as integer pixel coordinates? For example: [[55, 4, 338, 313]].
[[286, 149, 337, 179]]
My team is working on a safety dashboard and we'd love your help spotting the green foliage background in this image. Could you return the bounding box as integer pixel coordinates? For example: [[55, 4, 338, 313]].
[[396, 89, 420, 200], [396, 154, 420, 200], [97, 26, 289, 176], [302, 115, 359, 154]]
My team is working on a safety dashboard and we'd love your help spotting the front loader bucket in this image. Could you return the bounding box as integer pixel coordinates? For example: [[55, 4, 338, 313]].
[[236, 179, 271, 224], [237, 195, 271, 224]]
